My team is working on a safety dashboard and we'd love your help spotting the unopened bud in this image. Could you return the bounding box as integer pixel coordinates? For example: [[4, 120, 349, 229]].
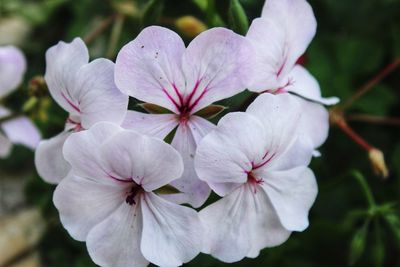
[[175, 16, 207, 38], [368, 148, 389, 179], [28, 76, 47, 97], [113, 2, 139, 18]]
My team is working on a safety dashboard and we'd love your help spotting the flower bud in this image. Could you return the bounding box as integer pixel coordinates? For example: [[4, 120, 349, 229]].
[[175, 16, 207, 38], [28, 75, 47, 97], [368, 148, 389, 179]]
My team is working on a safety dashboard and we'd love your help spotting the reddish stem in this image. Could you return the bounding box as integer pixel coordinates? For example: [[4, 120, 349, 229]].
[[335, 116, 374, 152], [341, 58, 400, 110]]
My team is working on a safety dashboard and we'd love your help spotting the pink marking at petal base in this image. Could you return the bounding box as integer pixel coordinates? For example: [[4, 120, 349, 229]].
[[61, 92, 81, 113]]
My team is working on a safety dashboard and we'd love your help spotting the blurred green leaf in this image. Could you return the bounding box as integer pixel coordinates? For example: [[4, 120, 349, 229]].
[[228, 0, 249, 35], [141, 0, 165, 27], [349, 220, 369, 265]]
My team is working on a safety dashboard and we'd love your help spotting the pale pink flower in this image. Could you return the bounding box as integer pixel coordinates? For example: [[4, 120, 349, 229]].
[[195, 94, 318, 262], [54, 122, 203, 267], [35, 38, 128, 183], [246, 0, 339, 150], [115, 26, 254, 207], [0, 46, 41, 157]]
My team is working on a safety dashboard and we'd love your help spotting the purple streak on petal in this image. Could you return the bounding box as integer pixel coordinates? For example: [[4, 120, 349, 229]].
[[61, 91, 81, 113], [252, 152, 276, 170]]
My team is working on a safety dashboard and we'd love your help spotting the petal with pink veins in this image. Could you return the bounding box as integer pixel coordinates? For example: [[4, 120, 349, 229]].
[[115, 26, 186, 113], [100, 130, 184, 192], [140, 192, 203, 267], [44, 38, 89, 116], [122, 110, 179, 139], [182, 28, 254, 113], [246, 0, 317, 92], [74, 59, 129, 129], [195, 112, 268, 196], [199, 183, 291, 263]]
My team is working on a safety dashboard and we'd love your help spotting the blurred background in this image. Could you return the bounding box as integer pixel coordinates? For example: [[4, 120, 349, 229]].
[[0, 0, 400, 266]]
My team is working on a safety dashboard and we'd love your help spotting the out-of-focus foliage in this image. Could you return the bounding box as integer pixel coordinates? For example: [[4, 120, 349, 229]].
[[1, 0, 400, 266]]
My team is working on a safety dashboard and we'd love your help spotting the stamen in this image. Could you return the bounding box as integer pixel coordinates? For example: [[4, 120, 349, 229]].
[[125, 184, 143, 206]]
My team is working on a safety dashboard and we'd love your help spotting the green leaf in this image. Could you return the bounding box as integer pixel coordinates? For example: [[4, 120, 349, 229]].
[[139, 103, 172, 114], [154, 184, 181, 195], [228, 0, 249, 35], [372, 219, 385, 267], [349, 220, 370, 265], [194, 105, 226, 119], [141, 0, 164, 27], [192, 0, 208, 11], [164, 126, 178, 144], [384, 213, 400, 243]]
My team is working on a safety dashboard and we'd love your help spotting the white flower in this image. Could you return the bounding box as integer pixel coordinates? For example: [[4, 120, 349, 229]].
[[35, 38, 128, 184], [246, 0, 339, 150], [0, 46, 41, 157], [195, 94, 318, 262], [53, 122, 203, 267], [115, 26, 254, 207]]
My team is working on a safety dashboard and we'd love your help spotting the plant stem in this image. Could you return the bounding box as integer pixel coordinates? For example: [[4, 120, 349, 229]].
[[341, 58, 400, 110], [333, 113, 374, 152], [106, 14, 125, 59], [84, 14, 116, 45], [352, 171, 376, 208], [347, 114, 400, 126]]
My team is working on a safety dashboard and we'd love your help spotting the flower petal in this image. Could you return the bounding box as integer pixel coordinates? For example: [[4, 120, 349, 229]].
[[74, 59, 129, 129], [246, 93, 313, 169], [44, 38, 89, 115], [115, 26, 186, 113], [0, 46, 26, 97], [182, 28, 254, 113], [53, 172, 128, 241], [298, 99, 330, 149], [100, 130, 183, 191], [199, 184, 291, 263], [247, 0, 316, 92], [86, 202, 148, 267], [62, 122, 123, 184], [287, 65, 339, 105], [1, 116, 41, 150], [195, 112, 267, 196], [260, 166, 318, 231], [164, 117, 214, 207], [0, 133, 12, 158], [35, 131, 71, 184], [121, 110, 178, 139], [140, 192, 203, 267]]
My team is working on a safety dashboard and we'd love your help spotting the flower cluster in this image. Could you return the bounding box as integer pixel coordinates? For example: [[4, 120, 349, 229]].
[[0, 46, 41, 157], [35, 0, 338, 266]]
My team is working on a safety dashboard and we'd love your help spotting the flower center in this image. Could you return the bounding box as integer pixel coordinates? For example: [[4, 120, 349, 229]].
[[125, 183, 143, 206], [247, 172, 264, 194], [67, 117, 83, 132]]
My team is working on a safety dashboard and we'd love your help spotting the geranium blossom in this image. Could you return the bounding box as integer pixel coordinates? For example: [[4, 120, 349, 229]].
[[195, 94, 318, 262], [115, 26, 253, 207], [35, 38, 128, 183], [53, 122, 203, 267], [0, 46, 40, 157], [246, 0, 339, 150]]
